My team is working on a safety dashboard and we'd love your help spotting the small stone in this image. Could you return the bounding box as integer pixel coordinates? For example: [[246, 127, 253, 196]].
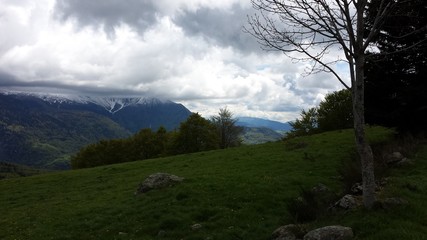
[[157, 230, 166, 237], [350, 183, 363, 195], [191, 223, 202, 230], [311, 183, 330, 194]]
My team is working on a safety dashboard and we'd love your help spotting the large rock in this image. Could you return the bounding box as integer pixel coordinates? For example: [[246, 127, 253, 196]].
[[136, 173, 184, 194], [304, 225, 353, 240]]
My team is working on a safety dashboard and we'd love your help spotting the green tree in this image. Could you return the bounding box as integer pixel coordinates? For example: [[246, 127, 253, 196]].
[[286, 107, 318, 139], [172, 113, 219, 154], [317, 89, 353, 132], [70, 139, 126, 169], [211, 108, 243, 149]]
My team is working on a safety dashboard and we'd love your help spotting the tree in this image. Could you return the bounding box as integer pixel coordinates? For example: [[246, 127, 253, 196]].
[[318, 89, 353, 131], [172, 113, 219, 154], [286, 107, 318, 139], [285, 89, 352, 139], [246, 0, 423, 208], [365, 0, 427, 134], [211, 108, 244, 149]]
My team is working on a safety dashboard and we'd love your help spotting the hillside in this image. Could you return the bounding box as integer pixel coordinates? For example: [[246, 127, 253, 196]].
[[0, 92, 191, 169], [1, 127, 426, 239]]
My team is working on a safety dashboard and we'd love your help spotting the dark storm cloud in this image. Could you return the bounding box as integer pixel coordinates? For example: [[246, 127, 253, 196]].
[[54, 0, 159, 34], [173, 5, 260, 53], [0, 71, 147, 97]]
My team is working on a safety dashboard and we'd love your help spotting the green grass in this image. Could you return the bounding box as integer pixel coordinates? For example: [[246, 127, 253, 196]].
[[0, 126, 426, 239]]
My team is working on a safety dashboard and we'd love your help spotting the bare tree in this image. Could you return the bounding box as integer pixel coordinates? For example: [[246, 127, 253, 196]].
[[246, 0, 422, 208]]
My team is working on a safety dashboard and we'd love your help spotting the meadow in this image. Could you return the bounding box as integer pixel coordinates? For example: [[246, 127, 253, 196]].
[[1, 127, 426, 239]]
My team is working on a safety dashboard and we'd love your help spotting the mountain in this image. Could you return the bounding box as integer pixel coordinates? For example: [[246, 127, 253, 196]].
[[240, 127, 284, 145], [237, 117, 292, 132], [0, 91, 191, 169], [236, 117, 291, 144]]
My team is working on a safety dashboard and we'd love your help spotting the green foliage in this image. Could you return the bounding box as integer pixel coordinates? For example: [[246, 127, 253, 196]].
[[71, 127, 171, 169], [286, 89, 353, 139], [71, 113, 226, 168], [210, 108, 243, 149], [286, 108, 318, 139], [172, 113, 219, 154], [317, 89, 353, 131]]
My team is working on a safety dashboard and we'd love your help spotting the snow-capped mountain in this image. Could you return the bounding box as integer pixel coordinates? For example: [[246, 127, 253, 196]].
[[0, 90, 169, 114], [0, 91, 191, 169]]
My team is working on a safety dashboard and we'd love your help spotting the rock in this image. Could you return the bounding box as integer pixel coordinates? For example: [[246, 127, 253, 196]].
[[136, 173, 184, 194], [333, 194, 358, 210], [304, 225, 353, 240], [350, 182, 382, 195], [311, 183, 330, 194], [191, 223, 202, 230], [385, 152, 404, 165], [272, 224, 307, 240], [350, 183, 363, 195]]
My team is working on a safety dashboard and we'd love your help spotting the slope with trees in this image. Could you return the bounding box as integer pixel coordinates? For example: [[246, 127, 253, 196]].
[[71, 110, 245, 169]]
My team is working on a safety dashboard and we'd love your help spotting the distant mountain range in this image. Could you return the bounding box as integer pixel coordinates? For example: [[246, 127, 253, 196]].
[[0, 91, 291, 170], [237, 117, 292, 132], [236, 117, 291, 144], [0, 91, 191, 169]]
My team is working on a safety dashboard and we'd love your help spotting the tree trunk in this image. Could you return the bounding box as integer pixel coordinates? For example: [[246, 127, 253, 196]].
[[353, 54, 376, 209]]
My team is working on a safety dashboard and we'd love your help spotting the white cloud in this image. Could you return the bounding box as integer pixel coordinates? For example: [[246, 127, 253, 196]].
[[0, 0, 348, 123]]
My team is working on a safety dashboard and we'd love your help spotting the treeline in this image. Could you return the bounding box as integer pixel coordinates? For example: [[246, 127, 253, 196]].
[[71, 109, 243, 169]]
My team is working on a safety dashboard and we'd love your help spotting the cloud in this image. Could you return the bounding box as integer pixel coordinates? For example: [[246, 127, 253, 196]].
[[54, 0, 159, 36], [0, 0, 348, 123], [174, 4, 261, 53]]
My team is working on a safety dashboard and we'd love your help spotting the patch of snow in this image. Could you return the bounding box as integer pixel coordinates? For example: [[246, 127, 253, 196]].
[[0, 90, 168, 114]]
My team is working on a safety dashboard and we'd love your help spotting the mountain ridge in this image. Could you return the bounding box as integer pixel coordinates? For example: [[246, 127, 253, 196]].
[[0, 92, 191, 169]]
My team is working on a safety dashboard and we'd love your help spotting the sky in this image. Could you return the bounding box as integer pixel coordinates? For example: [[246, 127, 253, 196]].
[[0, 0, 349, 123]]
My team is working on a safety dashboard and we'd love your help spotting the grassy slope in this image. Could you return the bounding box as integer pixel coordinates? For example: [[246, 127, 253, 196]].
[[0, 127, 426, 239]]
